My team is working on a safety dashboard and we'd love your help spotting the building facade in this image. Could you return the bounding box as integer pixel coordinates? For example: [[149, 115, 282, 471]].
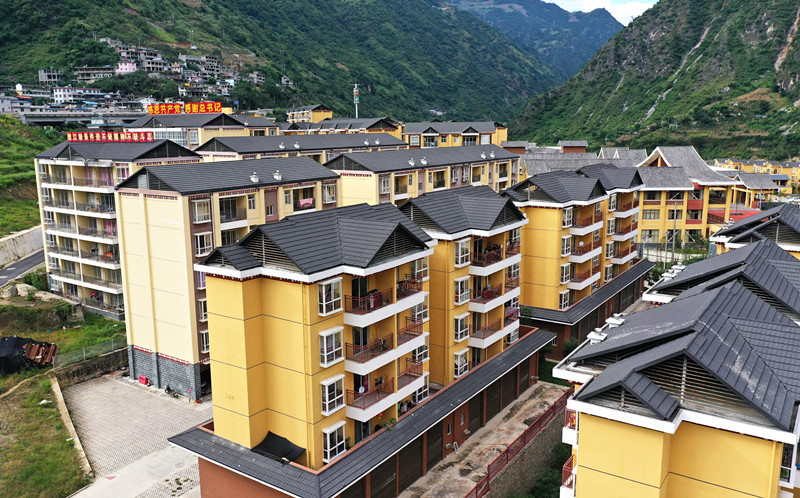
[[710, 203, 800, 259], [402, 122, 508, 149], [126, 113, 251, 149], [286, 104, 333, 124], [283, 117, 403, 139]]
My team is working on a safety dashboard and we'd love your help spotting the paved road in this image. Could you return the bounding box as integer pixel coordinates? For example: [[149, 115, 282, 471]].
[[0, 250, 44, 284]]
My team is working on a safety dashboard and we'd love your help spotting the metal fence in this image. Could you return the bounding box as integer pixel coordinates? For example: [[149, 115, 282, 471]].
[[53, 336, 127, 368], [464, 386, 575, 498]]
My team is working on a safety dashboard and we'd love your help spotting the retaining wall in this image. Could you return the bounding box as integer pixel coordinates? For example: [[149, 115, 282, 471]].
[[0, 225, 42, 269], [54, 348, 128, 388]]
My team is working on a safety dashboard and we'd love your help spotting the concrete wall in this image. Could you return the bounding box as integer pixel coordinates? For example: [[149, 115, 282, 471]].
[[487, 404, 566, 498], [54, 347, 128, 388], [0, 225, 42, 269]]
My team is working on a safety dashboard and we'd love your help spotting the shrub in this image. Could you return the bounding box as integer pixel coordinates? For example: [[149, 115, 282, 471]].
[[22, 272, 47, 291]]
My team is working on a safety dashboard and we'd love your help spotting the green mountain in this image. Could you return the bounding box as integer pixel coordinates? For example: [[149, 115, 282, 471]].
[[512, 0, 800, 160], [0, 0, 562, 122], [449, 0, 623, 79]]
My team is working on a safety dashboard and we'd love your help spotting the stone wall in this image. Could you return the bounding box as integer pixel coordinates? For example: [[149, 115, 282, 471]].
[[0, 225, 42, 269], [54, 348, 128, 388], [487, 405, 566, 498], [128, 346, 202, 400]]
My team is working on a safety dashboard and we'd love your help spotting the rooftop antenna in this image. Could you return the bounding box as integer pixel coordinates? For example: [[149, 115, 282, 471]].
[[353, 82, 359, 119]]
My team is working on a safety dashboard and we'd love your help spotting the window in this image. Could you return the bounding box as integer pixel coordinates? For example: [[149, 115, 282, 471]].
[[409, 135, 420, 146], [609, 194, 617, 211], [247, 194, 256, 210], [605, 265, 615, 281], [455, 277, 470, 305], [668, 209, 683, 220], [560, 264, 571, 284], [321, 375, 345, 415], [323, 184, 336, 204], [412, 295, 429, 322], [284, 190, 292, 205], [319, 327, 343, 366], [462, 166, 469, 180], [379, 175, 390, 194], [200, 330, 210, 353], [412, 336, 429, 362], [562, 208, 573, 227], [463, 136, 477, 146], [192, 199, 211, 223], [668, 191, 684, 201], [455, 239, 471, 266], [593, 229, 601, 243], [451, 168, 459, 183], [427, 172, 433, 184], [322, 422, 346, 463], [221, 229, 238, 246], [453, 136, 460, 144], [454, 349, 469, 378], [188, 129, 199, 145], [506, 328, 519, 345], [551, 336, 558, 347], [411, 257, 429, 280], [606, 219, 616, 236], [423, 136, 438, 148], [480, 135, 490, 145], [116, 165, 130, 181], [642, 209, 659, 220], [592, 255, 600, 269], [509, 227, 521, 244], [454, 313, 469, 342], [559, 291, 570, 310], [508, 262, 520, 279], [606, 241, 616, 258], [440, 135, 447, 144], [641, 229, 659, 243], [316, 276, 344, 315], [413, 378, 429, 403], [196, 271, 206, 290], [198, 299, 208, 322], [194, 233, 213, 256], [561, 236, 572, 257], [687, 209, 702, 220], [266, 205, 274, 216], [644, 191, 660, 201]]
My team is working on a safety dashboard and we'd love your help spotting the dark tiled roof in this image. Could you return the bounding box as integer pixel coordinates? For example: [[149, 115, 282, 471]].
[[635, 167, 694, 189], [577, 163, 643, 191], [400, 186, 525, 234], [519, 155, 640, 176], [642, 146, 737, 185], [127, 113, 245, 128], [558, 140, 588, 147], [204, 204, 432, 274], [296, 117, 400, 132], [506, 170, 605, 204], [35, 140, 198, 161], [325, 145, 517, 173], [117, 156, 339, 195], [195, 133, 405, 154], [714, 204, 800, 243], [234, 116, 280, 127], [735, 172, 779, 190], [525, 259, 654, 325], [403, 121, 503, 134], [288, 104, 329, 113], [169, 329, 556, 498], [501, 141, 529, 148], [572, 282, 800, 431]]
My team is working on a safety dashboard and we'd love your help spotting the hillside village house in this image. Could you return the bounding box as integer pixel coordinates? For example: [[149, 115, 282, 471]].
[[286, 104, 333, 124], [402, 121, 507, 149]]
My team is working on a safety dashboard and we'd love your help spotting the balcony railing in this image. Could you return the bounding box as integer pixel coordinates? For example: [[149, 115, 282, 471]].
[[612, 243, 637, 259], [505, 240, 520, 256], [571, 242, 595, 255], [570, 270, 592, 283], [293, 197, 316, 211], [50, 268, 81, 280], [78, 226, 118, 238], [73, 177, 115, 187], [503, 306, 520, 326], [396, 276, 422, 300], [345, 288, 393, 314], [708, 213, 726, 224], [398, 360, 424, 389], [219, 208, 247, 223], [433, 180, 446, 189], [565, 409, 577, 430], [708, 196, 727, 205], [618, 201, 634, 212], [83, 274, 123, 290], [573, 214, 601, 228], [82, 297, 124, 313], [75, 202, 116, 214], [46, 245, 79, 257], [617, 222, 638, 235], [397, 318, 423, 346], [43, 199, 74, 209], [472, 284, 502, 303], [471, 318, 503, 339], [505, 276, 519, 290], [49, 223, 77, 234], [41, 175, 72, 185], [346, 378, 394, 410], [345, 333, 393, 363], [472, 248, 503, 267], [562, 455, 575, 489], [84, 251, 120, 264]]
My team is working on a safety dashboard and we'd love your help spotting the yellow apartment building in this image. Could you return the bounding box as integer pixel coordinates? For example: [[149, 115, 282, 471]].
[[715, 157, 794, 193], [115, 157, 341, 398], [324, 145, 523, 206], [286, 104, 333, 124], [402, 121, 508, 149], [194, 133, 408, 163], [503, 165, 651, 358], [283, 117, 403, 139], [710, 203, 800, 259], [35, 139, 201, 320], [554, 274, 800, 498], [194, 203, 436, 467], [399, 187, 528, 387], [126, 112, 252, 149]]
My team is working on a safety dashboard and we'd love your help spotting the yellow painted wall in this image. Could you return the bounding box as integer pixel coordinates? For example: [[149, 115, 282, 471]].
[[338, 175, 378, 206], [519, 206, 565, 309]]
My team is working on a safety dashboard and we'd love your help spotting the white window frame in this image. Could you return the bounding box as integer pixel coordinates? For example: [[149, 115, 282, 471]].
[[266, 205, 274, 216], [605, 264, 615, 282], [322, 421, 346, 463], [454, 312, 469, 342], [560, 264, 571, 284], [455, 238, 471, 267], [198, 299, 208, 322], [412, 295, 429, 322], [454, 349, 469, 378], [247, 193, 256, 210], [320, 374, 345, 416], [411, 256, 429, 280], [609, 194, 617, 211], [642, 209, 659, 220], [412, 335, 429, 363], [196, 271, 206, 290], [413, 377, 429, 403], [562, 208, 573, 228], [188, 129, 199, 145], [322, 184, 336, 204], [284, 190, 292, 205], [561, 235, 572, 257], [606, 218, 616, 236], [606, 241, 615, 258], [455, 277, 470, 305], [194, 232, 213, 257], [480, 134, 490, 145], [559, 291, 570, 311], [319, 326, 344, 367], [508, 262, 520, 279], [199, 330, 210, 353], [192, 199, 211, 223], [506, 328, 519, 345], [318, 278, 343, 316], [450, 168, 459, 183], [409, 135, 420, 146], [379, 175, 390, 194]]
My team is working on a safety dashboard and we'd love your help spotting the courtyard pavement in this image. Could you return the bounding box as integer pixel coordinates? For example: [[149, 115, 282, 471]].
[[63, 371, 212, 497]]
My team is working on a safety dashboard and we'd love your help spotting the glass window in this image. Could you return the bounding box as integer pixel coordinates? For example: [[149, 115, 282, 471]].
[[480, 135, 490, 145], [266, 205, 274, 216], [116, 165, 130, 182], [196, 271, 206, 290], [192, 199, 211, 223], [560, 264, 571, 284], [451, 168, 459, 183], [440, 135, 447, 144], [561, 236, 572, 256], [409, 135, 420, 146], [379, 175, 390, 194], [319, 327, 343, 366], [559, 291, 570, 310], [284, 190, 292, 205], [194, 233, 213, 256], [454, 349, 469, 378], [644, 191, 660, 201], [642, 210, 660, 220], [668, 209, 683, 220], [199, 330, 210, 353], [188, 129, 199, 145], [606, 241, 616, 258], [198, 299, 208, 321], [506, 328, 519, 345], [609, 194, 617, 211], [413, 377, 429, 403], [221, 229, 238, 246], [318, 279, 342, 315], [605, 265, 615, 281], [454, 313, 469, 342], [455, 239, 471, 266], [322, 422, 346, 463], [455, 277, 470, 305], [411, 256, 429, 280], [321, 375, 345, 415], [412, 336, 429, 362], [323, 184, 336, 204], [562, 208, 573, 227], [247, 194, 256, 210], [606, 219, 616, 236], [412, 295, 429, 322]]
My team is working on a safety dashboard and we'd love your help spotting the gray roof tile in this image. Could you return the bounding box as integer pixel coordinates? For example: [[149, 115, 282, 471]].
[[36, 140, 198, 161], [325, 145, 517, 173], [195, 133, 405, 154]]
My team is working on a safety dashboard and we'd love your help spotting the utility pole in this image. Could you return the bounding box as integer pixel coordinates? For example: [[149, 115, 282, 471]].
[[353, 82, 359, 119], [671, 209, 677, 265]]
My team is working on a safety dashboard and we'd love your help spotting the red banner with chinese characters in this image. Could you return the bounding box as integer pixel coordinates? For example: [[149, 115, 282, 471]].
[[66, 131, 155, 143], [183, 101, 222, 114], [147, 103, 183, 115]]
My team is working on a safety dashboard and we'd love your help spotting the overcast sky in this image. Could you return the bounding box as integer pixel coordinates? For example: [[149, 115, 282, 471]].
[[549, 0, 657, 25]]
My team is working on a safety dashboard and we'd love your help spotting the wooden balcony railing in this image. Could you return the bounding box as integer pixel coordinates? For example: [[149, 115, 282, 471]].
[[617, 222, 638, 235], [345, 333, 393, 363], [503, 307, 520, 326], [472, 284, 502, 303], [346, 378, 394, 410], [345, 288, 392, 314], [571, 242, 595, 255], [396, 276, 422, 300], [613, 243, 637, 259], [472, 248, 503, 267]]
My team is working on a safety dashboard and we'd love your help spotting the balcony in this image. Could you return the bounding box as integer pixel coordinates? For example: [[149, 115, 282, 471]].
[[472, 284, 502, 303], [345, 288, 392, 314], [469, 285, 520, 313], [73, 177, 115, 188], [40, 175, 72, 186], [708, 213, 726, 224], [560, 455, 576, 498], [78, 226, 118, 240], [396, 276, 422, 300], [49, 268, 81, 280], [613, 203, 640, 218], [469, 313, 520, 349], [47, 222, 77, 234], [75, 202, 116, 215], [506, 240, 521, 256], [293, 197, 316, 212], [568, 242, 601, 264], [219, 208, 247, 223], [42, 199, 74, 210], [611, 222, 638, 242], [610, 243, 638, 265], [470, 318, 502, 340], [567, 269, 601, 291], [570, 214, 603, 236], [562, 409, 578, 446], [346, 378, 394, 410], [345, 334, 394, 363], [398, 359, 424, 389], [46, 245, 79, 257], [471, 248, 503, 267], [617, 202, 633, 212], [503, 306, 520, 326], [397, 318, 423, 346], [432, 180, 446, 189], [83, 274, 123, 290], [505, 276, 519, 290]]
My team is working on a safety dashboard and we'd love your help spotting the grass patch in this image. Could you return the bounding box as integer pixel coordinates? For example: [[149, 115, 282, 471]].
[[507, 443, 572, 498], [0, 377, 89, 497], [0, 197, 40, 239], [0, 367, 41, 393]]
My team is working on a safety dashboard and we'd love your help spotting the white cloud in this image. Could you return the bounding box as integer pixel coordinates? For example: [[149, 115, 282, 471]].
[[548, 0, 656, 25]]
